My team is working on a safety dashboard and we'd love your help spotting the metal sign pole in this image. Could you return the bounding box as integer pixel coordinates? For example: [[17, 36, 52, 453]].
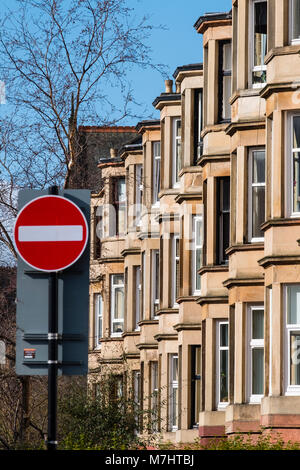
[[47, 186, 59, 451]]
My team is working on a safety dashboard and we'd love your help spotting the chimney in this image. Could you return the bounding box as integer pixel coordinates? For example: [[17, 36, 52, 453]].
[[175, 81, 181, 93], [165, 79, 173, 93], [110, 148, 117, 158]]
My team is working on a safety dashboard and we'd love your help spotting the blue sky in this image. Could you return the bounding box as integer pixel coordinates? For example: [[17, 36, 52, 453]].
[[126, 0, 232, 124], [1, 0, 232, 125]]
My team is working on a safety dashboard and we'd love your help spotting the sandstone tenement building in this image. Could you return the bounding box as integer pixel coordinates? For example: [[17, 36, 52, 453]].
[[88, 0, 300, 443]]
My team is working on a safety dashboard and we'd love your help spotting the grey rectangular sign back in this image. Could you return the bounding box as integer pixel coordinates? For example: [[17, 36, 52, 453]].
[[16, 189, 90, 376]]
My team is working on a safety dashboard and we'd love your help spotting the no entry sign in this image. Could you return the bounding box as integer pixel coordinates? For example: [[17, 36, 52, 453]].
[[14, 195, 89, 272]]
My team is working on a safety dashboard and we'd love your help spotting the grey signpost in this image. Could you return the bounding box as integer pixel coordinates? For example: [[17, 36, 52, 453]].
[[15, 187, 90, 451]]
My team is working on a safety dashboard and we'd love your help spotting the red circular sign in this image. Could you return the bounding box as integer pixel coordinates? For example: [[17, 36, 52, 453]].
[[14, 195, 88, 272]]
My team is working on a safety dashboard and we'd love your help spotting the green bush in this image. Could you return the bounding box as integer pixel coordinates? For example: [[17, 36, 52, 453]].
[[57, 375, 151, 450]]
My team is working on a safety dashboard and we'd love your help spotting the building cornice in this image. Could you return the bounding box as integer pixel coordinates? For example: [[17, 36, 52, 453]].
[[138, 320, 159, 327], [198, 153, 230, 167], [225, 243, 264, 256], [261, 218, 300, 231], [154, 333, 178, 342], [201, 123, 229, 139], [152, 93, 181, 110], [120, 247, 141, 257], [155, 308, 179, 316], [176, 295, 200, 304], [198, 265, 229, 275], [225, 120, 265, 137], [196, 295, 228, 306], [136, 342, 158, 350], [137, 231, 160, 241], [135, 119, 160, 133], [194, 12, 232, 34], [223, 277, 264, 289], [174, 193, 202, 204], [258, 255, 300, 269], [173, 323, 202, 332], [98, 257, 124, 264]]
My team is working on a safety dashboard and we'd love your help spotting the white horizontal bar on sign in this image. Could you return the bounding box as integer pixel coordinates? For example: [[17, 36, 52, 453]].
[[18, 225, 83, 242]]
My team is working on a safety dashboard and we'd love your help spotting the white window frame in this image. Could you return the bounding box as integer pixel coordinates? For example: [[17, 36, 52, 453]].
[[284, 284, 300, 396], [151, 249, 159, 319], [94, 294, 103, 349], [290, 0, 300, 44], [247, 305, 264, 403], [172, 234, 180, 307], [216, 321, 229, 410], [152, 141, 161, 206], [192, 215, 203, 295], [249, 0, 267, 89], [172, 118, 181, 188], [110, 274, 124, 337], [169, 353, 178, 431], [135, 266, 141, 331], [248, 147, 266, 242], [286, 113, 300, 217]]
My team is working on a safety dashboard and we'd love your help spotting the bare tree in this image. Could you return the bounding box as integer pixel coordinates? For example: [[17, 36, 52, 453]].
[[0, 0, 166, 260]]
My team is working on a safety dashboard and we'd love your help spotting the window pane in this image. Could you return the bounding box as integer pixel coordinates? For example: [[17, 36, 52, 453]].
[[287, 285, 300, 324], [114, 287, 124, 320], [113, 321, 123, 334], [118, 178, 126, 201], [293, 0, 300, 40], [254, 2, 267, 67], [252, 186, 265, 238], [172, 356, 178, 382], [220, 323, 228, 347], [223, 43, 231, 71], [222, 75, 231, 120], [114, 275, 124, 285], [252, 309, 264, 339], [176, 120, 181, 138], [220, 350, 229, 402], [252, 348, 264, 394], [176, 139, 181, 177], [172, 388, 178, 427], [253, 150, 265, 183], [290, 332, 300, 385], [293, 116, 300, 149]]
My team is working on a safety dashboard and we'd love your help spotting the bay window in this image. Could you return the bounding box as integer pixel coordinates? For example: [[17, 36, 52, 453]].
[[248, 148, 265, 241], [250, 0, 267, 88], [152, 142, 161, 205], [247, 305, 264, 402], [110, 274, 124, 336], [216, 321, 229, 409], [285, 285, 300, 395]]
